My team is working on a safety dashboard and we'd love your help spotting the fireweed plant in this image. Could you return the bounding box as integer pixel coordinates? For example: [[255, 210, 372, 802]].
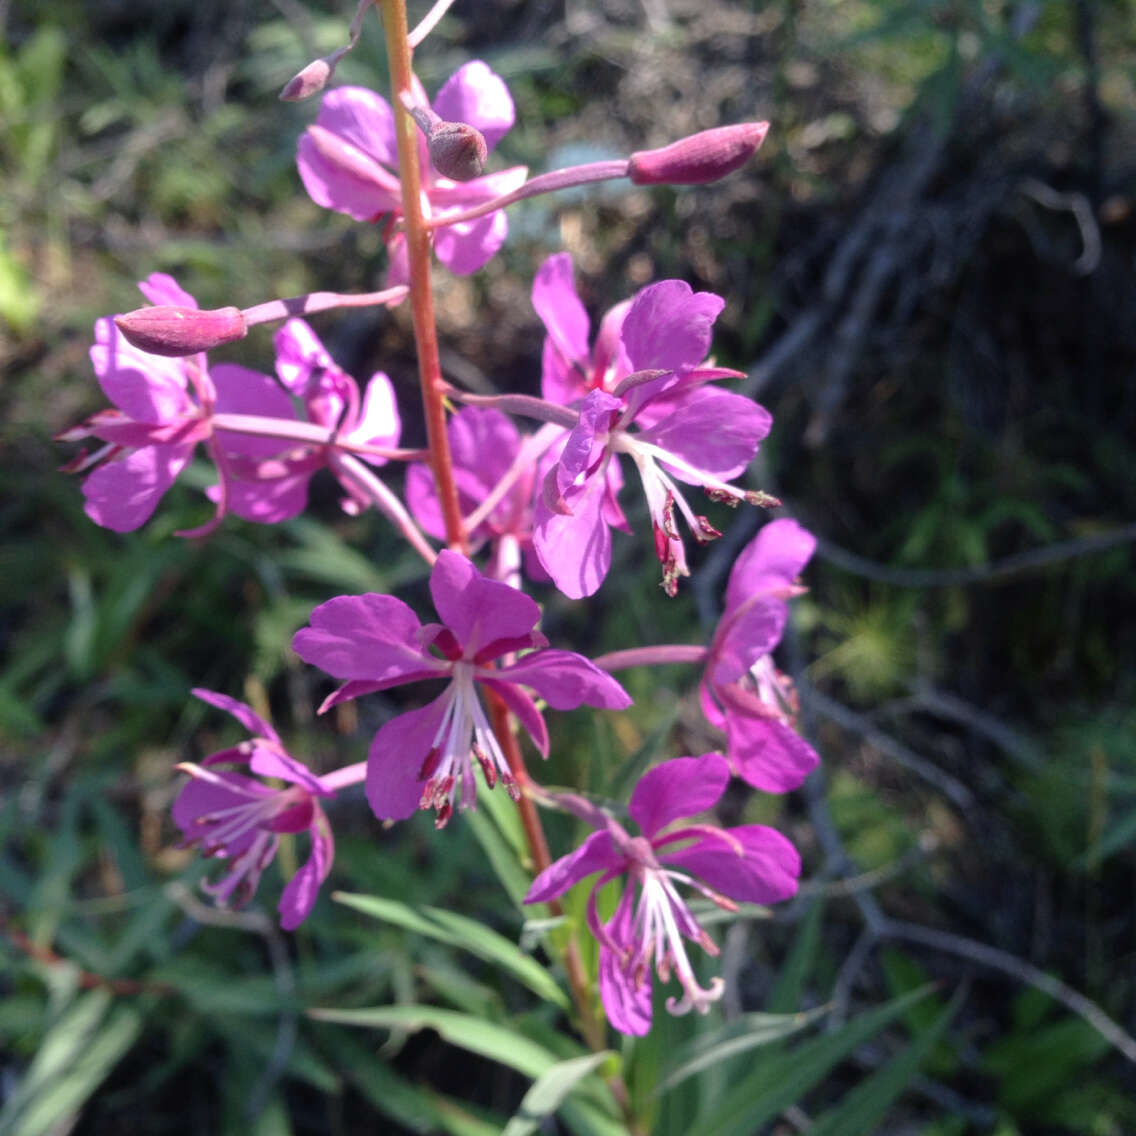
[[60, 0, 823, 1121]]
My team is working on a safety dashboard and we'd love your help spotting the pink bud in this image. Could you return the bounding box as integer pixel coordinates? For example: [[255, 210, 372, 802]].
[[114, 305, 247, 357], [428, 121, 488, 182], [279, 57, 334, 102], [628, 122, 770, 187]]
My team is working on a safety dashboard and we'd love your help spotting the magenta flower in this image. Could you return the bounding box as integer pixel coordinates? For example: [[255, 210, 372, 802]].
[[296, 62, 527, 281], [291, 551, 631, 827], [701, 519, 819, 792], [209, 318, 401, 523], [525, 754, 800, 1035], [406, 407, 545, 586], [533, 278, 774, 598], [59, 274, 218, 533], [174, 689, 335, 930]]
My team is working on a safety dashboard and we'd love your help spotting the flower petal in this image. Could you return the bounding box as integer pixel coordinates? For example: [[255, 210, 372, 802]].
[[273, 318, 334, 395], [620, 280, 724, 373], [211, 363, 297, 458], [495, 649, 631, 711], [365, 698, 449, 821], [90, 318, 192, 424], [191, 687, 280, 743], [249, 747, 334, 798], [429, 550, 541, 658], [599, 888, 653, 1036], [727, 714, 819, 794], [292, 593, 434, 681], [629, 754, 730, 838], [479, 678, 549, 757], [710, 600, 788, 687], [315, 85, 399, 170], [639, 387, 771, 481], [350, 371, 401, 460], [278, 805, 334, 930], [138, 273, 197, 309], [659, 824, 800, 905], [726, 519, 817, 613], [532, 467, 613, 599], [297, 124, 399, 222], [525, 830, 619, 903], [533, 253, 590, 381], [82, 443, 194, 532], [431, 61, 514, 152]]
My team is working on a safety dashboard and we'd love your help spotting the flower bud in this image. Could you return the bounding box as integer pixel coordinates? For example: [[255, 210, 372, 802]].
[[114, 305, 247, 357], [628, 122, 770, 187], [279, 56, 336, 102], [428, 120, 488, 182]]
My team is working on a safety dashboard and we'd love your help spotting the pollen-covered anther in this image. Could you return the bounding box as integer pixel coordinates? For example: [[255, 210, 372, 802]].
[[501, 772, 522, 802], [662, 492, 681, 541], [743, 489, 781, 509], [473, 744, 497, 789], [703, 488, 740, 507], [694, 516, 722, 543]]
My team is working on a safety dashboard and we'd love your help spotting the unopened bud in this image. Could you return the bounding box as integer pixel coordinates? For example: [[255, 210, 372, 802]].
[[628, 122, 770, 187], [399, 90, 488, 182], [428, 120, 488, 182], [114, 305, 247, 357], [280, 55, 338, 102]]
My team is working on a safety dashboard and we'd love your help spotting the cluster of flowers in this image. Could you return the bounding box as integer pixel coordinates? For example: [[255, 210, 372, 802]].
[[63, 52, 819, 1035]]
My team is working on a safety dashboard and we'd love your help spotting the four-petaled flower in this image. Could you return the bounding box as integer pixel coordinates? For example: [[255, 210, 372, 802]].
[[174, 689, 335, 930], [297, 62, 527, 283], [525, 753, 800, 1035], [701, 518, 820, 792], [209, 318, 401, 522], [533, 277, 775, 599], [291, 550, 631, 827]]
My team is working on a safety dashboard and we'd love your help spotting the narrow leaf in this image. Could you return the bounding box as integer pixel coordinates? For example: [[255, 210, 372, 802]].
[[502, 1052, 613, 1136], [807, 992, 962, 1136], [332, 892, 568, 1009], [307, 1005, 558, 1079]]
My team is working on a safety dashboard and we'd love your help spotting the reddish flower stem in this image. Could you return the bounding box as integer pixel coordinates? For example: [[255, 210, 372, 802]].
[[486, 690, 607, 1054], [378, 0, 467, 555]]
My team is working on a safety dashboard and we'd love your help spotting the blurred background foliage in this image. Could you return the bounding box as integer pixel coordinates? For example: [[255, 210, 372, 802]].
[[3, 0, 1136, 1131]]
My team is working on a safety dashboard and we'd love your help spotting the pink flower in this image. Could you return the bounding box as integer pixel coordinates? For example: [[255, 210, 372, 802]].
[[209, 318, 400, 522], [291, 550, 631, 827], [533, 278, 774, 598], [406, 407, 545, 586], [702, 519, 820, 792], [60, 275, 217, 533], [525, 754, 800, 1035], [296, 62, 527, 281], [174, 689, 335, 930]]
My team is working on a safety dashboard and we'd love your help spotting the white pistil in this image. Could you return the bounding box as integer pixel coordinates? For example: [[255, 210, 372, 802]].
[[421, 665, 516, 822], [629, 867, 726, 1019]]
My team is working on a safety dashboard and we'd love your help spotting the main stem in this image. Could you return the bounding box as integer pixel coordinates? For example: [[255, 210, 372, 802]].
[[377, 8, 635, 1124], [378, 0, 467, 554]]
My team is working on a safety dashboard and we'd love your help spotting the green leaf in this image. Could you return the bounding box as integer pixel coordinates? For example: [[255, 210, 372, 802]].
[[502, 1051, 613, 1136], [0, 991, 142, 1136], [807, 991, 962, 1136], [333, 892, 568, 1009], [696, 985, 938, 1136], [307, 1004, 558, 1079], [654, 1005, 830, 1097]]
